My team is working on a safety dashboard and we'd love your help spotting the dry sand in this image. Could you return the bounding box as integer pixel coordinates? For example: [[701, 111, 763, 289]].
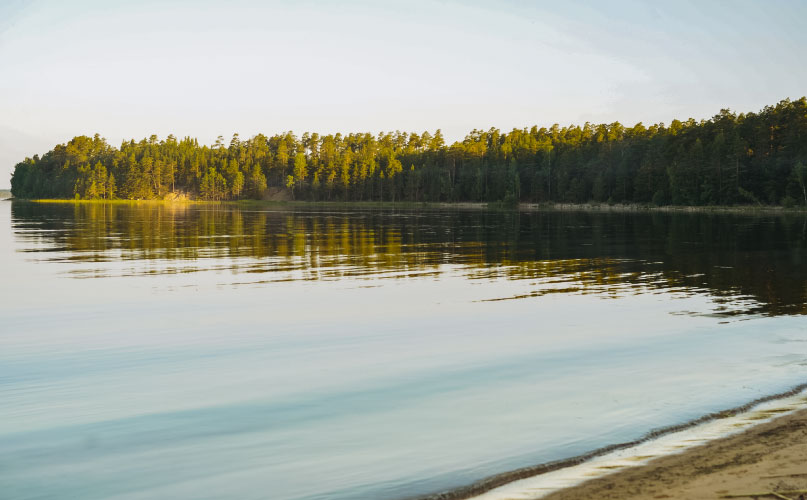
[[541, 408, 807, 500]]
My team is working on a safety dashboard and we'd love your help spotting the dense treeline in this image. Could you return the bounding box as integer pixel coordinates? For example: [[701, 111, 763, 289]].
[[10, 98, 807, 205]]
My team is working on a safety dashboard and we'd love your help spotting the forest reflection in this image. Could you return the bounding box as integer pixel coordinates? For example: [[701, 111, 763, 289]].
[[11, 201, 807, 316]]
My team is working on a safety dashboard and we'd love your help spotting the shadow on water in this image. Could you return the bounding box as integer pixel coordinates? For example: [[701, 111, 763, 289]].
[[11, 201, 807, 317]]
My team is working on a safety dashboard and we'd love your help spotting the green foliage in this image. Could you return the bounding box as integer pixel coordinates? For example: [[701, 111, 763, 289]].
[[652, 190, 667, 206], [738, 186, 762, 206], [200, 168, 227, 201], [794, 161, 807, 205], [248, 164, 267, 198], [10, 98, 807, 206], [292, 152, 307, 198]]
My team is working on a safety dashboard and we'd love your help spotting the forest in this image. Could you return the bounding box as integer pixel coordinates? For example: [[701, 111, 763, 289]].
[[10, 98, 807, 206]]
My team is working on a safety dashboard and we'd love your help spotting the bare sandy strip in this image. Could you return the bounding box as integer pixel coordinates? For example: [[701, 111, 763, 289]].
[[539, 406, 807, 500], [468, 393, 807, 500]]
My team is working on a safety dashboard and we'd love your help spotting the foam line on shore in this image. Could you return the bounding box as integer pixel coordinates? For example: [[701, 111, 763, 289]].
[[412, 383, 807, 500]]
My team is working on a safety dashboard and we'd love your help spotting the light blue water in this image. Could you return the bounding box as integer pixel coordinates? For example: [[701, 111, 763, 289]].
[[1, 202, 806, 499]]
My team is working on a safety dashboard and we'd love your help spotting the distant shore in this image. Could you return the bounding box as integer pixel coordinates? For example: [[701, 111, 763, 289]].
[[9, 197, 807, 214]]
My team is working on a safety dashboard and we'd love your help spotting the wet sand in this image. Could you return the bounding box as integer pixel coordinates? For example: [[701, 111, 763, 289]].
[[542, 408, 807, 500]]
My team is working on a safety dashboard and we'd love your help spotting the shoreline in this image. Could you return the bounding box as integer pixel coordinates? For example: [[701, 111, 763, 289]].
[[537, 406, 807, 500], [413, 384, 807, 500], [7, 198, 807, 215]]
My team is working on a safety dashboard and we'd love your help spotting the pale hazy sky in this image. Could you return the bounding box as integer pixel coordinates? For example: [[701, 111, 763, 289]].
[[1, 0, 806, 187]]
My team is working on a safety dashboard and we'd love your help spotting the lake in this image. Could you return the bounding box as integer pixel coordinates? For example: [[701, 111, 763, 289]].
[[1, 201, 806, 500]]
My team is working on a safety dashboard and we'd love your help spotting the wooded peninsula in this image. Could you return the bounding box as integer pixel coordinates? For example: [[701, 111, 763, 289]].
[[10, 98, 807, 206]]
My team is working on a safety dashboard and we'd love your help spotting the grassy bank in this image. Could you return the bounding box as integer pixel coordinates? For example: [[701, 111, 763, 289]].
[[520, 202, 807, 214], [14, 197, 807, 214]]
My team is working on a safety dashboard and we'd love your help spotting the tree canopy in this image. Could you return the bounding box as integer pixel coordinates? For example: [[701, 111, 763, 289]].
[[10, 98, 807, 206]]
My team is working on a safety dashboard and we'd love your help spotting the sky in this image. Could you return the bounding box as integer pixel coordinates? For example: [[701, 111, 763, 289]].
[[1, 0, 806, 188]]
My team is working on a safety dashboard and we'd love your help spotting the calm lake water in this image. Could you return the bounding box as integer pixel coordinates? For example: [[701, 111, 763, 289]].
[[1, 201, 806, 500]]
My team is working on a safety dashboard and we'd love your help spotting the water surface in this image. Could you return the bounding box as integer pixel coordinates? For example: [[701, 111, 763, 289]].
[[1, 202, 806, 500]]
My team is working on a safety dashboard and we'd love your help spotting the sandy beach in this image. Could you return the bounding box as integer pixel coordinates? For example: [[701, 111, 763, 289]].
[[541, 408, 807, 500]]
